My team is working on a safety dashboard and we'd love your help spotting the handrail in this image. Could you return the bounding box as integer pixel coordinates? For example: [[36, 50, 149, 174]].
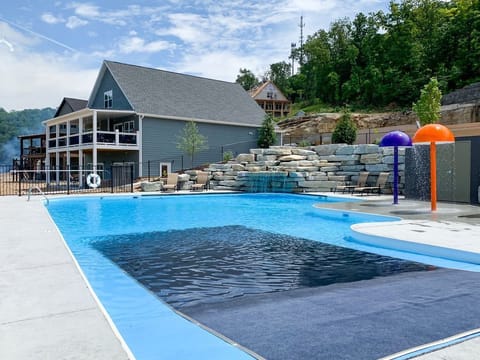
[[27, 186, 50, 205]]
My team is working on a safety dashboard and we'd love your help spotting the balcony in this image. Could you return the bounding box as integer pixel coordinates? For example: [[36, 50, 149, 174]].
[[48, 130, 139, 150]]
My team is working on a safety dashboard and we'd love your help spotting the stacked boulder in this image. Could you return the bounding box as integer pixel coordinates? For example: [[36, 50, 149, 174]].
[[204, 144, 405, 193]]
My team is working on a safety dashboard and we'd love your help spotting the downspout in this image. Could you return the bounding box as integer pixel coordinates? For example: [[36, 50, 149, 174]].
[[138, 114, 144, 178]]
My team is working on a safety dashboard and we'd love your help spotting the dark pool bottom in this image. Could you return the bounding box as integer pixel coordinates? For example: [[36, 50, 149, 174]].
[[93, 225, 434, 308]]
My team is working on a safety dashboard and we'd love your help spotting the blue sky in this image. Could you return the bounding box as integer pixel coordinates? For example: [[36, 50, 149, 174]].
[[0, 0, 389, 111]]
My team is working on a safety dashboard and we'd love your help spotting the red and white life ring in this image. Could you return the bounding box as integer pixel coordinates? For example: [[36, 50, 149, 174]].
[[86, 173, 101, 188]]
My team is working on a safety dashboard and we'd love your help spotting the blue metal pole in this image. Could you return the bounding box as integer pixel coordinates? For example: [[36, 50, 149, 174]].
[[393, 146, 399, 204]]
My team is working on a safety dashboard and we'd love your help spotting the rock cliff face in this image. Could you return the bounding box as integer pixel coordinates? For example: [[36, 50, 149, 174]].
[[277, 104, 480, 141], [277, 112, 417, 139], [442, 82, 480, 105]]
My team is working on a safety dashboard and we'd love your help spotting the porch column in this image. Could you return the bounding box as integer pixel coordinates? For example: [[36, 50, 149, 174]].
[[92, 110, 98, 174], [79, 117, 83, 145], [79, 149, 84, 187], [45, 126, 50, 184], [55, 125, 60, 183], [66, 120, 71, 172], [55, 151, 60, 183]]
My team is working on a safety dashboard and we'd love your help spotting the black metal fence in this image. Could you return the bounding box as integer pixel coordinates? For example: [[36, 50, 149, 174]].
[[0, 164, 134, 196]]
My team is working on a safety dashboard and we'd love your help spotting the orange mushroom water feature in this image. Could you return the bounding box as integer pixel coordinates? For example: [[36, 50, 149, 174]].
[[412, 124, 455, 211]]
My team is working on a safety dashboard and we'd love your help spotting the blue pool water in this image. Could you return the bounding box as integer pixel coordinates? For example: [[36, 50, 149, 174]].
[[44, 193, 454, 359]]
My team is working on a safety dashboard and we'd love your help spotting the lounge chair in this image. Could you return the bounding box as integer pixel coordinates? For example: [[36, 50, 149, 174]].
[[191, 171, 208, 192], [332, 171, 369, 194], [353, 172, 389, 195], [162, 173, 178, 192]]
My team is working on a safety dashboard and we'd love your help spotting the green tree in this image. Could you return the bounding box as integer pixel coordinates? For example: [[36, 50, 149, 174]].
[[0, 107, 55, 164], [235, 68, 259, 91], [412, 77, 442, 125], [332, 110, 357, 144], [264, 61, 292, 95], [176, 121, 208, 168], [257, 115, 277, 148]]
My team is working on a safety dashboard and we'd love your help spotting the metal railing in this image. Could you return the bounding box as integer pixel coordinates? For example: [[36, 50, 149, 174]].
[[27, 185, 50, 205], [48, 130, 139, 149], [0, 164, 134, 196]]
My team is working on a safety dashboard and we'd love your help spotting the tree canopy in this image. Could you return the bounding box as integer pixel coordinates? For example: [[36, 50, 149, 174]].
[[0, 107, 55, 164], [235, 68, 260, 91], [243, 0, 480, 109]]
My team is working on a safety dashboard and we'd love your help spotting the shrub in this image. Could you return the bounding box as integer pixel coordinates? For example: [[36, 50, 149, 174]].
[[332, 109, 357, 144]]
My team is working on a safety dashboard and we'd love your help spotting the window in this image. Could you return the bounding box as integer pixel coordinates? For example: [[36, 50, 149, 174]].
[[124, 120, 134, 133], [266, 84, 277, 99], [104, 90, 113, 108]]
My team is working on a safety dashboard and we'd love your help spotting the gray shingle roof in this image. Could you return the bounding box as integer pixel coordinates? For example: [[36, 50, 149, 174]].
[[104, 61, 266, 126], [54, 97, 88, 117]]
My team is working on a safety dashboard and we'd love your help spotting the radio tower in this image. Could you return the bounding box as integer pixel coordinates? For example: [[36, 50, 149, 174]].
[[299, 15, 305, 66], [290, 42, 296, 76]]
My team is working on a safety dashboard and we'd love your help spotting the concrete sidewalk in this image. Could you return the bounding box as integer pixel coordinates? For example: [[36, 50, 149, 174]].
[[0, 196, 131, 359]]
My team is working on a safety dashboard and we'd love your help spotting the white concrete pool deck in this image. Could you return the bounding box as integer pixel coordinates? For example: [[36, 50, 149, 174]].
[[0, 195, 132, 359], [1, 193, 480, 359]]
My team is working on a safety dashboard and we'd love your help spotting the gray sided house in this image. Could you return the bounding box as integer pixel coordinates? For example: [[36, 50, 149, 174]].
[[43, 60, 266, 183]]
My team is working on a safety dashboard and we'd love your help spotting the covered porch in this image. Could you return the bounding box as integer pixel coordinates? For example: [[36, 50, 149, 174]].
[[44, 109, 142, 187]]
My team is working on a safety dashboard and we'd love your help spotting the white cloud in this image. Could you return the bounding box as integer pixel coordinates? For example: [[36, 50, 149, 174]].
[[118, 36, 175, 54], [41, 13, 64, 24], [66, 16, 88, 29], [162, 13, 213, 45], [0, 22, 39, 49], [71, 2, 100, 18], [67, 3, 167, 27], [0, 24, 97, 111], [175, 50, 267, 83]]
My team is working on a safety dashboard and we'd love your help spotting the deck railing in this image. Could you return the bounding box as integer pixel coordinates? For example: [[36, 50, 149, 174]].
[[47, 130, 138, 149]]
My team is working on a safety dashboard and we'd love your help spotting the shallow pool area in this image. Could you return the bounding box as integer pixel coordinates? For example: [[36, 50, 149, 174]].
[[45, 193, 480, 359]]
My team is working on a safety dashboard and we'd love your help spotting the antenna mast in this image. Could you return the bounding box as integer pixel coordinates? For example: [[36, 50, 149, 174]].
[[290, 42, 296, 76], [299, 15, 305, 66]]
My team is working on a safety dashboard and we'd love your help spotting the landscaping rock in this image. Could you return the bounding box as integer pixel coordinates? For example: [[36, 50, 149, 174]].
[[292, 148, 317, 156], [236, 153, 255, 163], [141, 181, 161, 192], [278, 154, 307, 162]]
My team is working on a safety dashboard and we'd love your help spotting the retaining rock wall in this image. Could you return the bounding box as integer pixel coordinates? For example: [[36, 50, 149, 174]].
[[205, 144, 404, 193]]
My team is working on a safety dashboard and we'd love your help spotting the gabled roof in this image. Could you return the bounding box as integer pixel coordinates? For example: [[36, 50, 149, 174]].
[[54, 97, 88, 117], [249, 81, 289, 102], [89, 60, 266, 126]]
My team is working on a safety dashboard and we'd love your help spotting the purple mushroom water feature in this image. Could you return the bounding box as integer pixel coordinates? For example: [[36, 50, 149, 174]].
[[379, 131, 412, 205]]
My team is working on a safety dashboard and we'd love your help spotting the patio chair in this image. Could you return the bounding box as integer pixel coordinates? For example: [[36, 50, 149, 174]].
[[332, 171, 369, 193], [162, 173, 178, 192], [353, 172, 390, 195], [191, 171, 209, 192]]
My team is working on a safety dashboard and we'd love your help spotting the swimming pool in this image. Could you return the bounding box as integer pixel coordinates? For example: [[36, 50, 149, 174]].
[[45, 193, 471, 359]]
